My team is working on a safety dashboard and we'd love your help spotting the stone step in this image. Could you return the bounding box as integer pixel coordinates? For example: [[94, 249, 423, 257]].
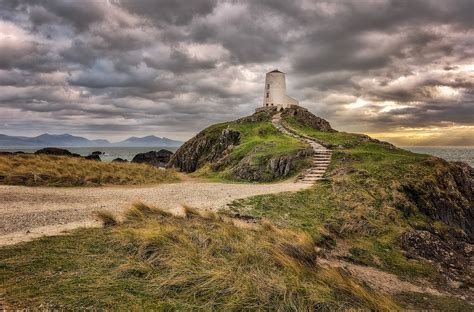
[[297, 179, 325, 183]]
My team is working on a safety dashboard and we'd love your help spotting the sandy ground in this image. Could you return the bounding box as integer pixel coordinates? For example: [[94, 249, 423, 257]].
[[0, 180, 309, 246]]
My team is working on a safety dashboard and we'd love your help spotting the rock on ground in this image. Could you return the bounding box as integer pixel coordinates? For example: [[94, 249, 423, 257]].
[[132, 150, 174, 167]]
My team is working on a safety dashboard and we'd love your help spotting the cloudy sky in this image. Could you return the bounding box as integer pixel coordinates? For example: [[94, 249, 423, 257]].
[[0, 0, 473, 145]]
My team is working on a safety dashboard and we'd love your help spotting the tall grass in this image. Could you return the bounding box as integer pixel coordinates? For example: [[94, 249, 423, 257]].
[[0, 154, 179, 186], [0, 203, 400, 310], [228, 127, 446, 280]]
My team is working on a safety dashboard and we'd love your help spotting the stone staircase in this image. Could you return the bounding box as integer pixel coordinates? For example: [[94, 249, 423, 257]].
[[271, 113, 331, 184]]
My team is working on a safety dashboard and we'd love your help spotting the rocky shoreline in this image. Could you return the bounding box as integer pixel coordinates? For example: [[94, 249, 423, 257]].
[[0, 147, 175, 168]]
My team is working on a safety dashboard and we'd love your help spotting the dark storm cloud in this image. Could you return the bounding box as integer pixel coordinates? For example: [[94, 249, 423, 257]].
[[0, 0, 472, 143], [117, 0, 217, 26]]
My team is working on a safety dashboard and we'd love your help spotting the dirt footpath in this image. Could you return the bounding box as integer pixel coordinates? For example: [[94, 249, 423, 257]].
[[0, 181, 309, 246]]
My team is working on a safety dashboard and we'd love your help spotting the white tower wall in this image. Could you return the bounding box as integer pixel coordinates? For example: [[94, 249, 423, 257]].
[[263, 70, 299, 109], [263, 72, 286, 107]]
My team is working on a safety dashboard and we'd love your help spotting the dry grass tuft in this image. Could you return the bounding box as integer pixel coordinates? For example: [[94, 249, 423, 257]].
[[96, 211, 118, 227], [182, 204, 221, 220], [0, 154, 179, 186], [319, 268, 402, 311], [124, 202, 172, 221]]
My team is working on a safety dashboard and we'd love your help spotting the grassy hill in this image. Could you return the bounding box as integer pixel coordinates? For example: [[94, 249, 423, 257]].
[[227, 112, 473, 307], [0, 107, 472, 310], [168, 108, 318, 182]]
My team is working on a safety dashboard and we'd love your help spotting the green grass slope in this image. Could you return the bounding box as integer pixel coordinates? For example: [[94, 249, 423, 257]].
[[228, 117, 473, 307], [169, 110, 312, 182]]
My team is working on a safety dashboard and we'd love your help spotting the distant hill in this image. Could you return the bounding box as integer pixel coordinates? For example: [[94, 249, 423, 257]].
[[114, 135, 182, 147], [0, 134, 182, 147], [0, 134, 110, 147]]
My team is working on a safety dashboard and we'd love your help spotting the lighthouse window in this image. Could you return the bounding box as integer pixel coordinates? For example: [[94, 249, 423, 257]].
[[267, 84, 270, 89], [266, 92, 269, 98]]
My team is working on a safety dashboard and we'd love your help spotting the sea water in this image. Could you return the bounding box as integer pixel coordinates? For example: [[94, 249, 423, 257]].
[[0, 146, 179, 162], [401, 146, 474, 167]]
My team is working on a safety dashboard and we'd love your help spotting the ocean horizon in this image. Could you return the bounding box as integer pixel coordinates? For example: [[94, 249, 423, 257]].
[[1, 145, 473, 166], [400, 146, 474, 167]]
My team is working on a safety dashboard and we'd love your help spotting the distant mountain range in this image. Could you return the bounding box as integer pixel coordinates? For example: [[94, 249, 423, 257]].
[[0, 134, 182, 147]]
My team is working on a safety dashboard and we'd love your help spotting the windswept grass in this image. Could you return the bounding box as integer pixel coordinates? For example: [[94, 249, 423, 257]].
[[395, 292, 473, 311], [0, 203, 400, 310], [0, 154, 179, 186], [227, 129, 448, 280]]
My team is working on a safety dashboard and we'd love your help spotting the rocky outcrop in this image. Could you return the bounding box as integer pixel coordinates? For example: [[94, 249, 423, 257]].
[[270, 155, 292, 177], [132, 150, 173, 167], [282, 106, 334, 132], [400, 230, 469, 269], [233, 148, 313, 181], [168, 128, 241, 172], [112, 158, 128, 163], [400, 159, 473, 239], [271, 148, 315, 177], [34, 147, 80, 157], [400, 229, 473, 287], [85, 153, 101, 161]]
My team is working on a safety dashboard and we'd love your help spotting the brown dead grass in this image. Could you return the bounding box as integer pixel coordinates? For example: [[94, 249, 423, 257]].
[[1, 202, 402, 310], [0, 154, 179, 186]]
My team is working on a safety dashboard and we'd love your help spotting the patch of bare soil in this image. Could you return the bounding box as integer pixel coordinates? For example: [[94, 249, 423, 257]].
[[0, 180, 309, 246], [319, 239, 473, 305]]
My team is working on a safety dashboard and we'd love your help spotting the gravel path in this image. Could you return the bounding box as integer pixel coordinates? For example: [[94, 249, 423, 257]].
[[0, 181, 309, 246]]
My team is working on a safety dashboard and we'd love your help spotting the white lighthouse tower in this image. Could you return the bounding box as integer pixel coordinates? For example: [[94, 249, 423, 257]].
[[263, 69, 299, 110]]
